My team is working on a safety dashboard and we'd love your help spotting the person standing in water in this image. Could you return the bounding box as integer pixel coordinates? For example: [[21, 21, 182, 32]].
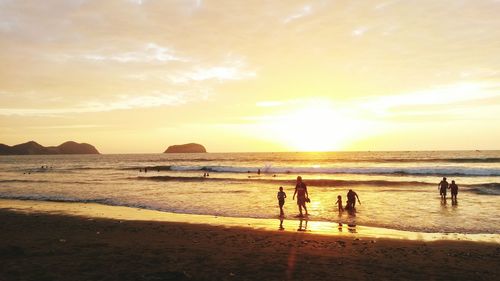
[[438, 177, 449, 201], [335, 195, 344, 213], [449, 180, 458, 204], [292, 176, 309, 217], [346, 189, 361, 210], [277, 186, 287, 217]]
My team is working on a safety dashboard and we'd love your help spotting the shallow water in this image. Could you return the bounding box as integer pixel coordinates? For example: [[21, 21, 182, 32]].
[[0, 151, 499, 234]]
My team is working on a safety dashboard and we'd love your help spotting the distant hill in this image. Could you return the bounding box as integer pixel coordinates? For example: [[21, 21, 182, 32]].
[[164, 143, 207, 153], [0, 141, 100, 155]]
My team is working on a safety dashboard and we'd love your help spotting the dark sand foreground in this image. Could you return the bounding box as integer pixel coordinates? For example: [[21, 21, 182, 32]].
[[1, 209, 499, 281]]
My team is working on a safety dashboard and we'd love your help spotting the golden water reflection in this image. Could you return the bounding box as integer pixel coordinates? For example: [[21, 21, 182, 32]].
[[1, 199, 498, 244]]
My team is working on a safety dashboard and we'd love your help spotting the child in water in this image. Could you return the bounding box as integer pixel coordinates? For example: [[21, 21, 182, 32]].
[[277, 186, 287, 217], [335, 195, 344, 212]]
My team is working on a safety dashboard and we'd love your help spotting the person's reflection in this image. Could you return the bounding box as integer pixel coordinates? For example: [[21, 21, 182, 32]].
[[347, 224, 357, 233], [441, 197, 447, 206], [278, 217, 284, 230], [337, 222, 343, 232], [440, 197, 448, 209], [346, 208, 356, 233], [297, 218, 308, 231], [337, 212, 343, 232]]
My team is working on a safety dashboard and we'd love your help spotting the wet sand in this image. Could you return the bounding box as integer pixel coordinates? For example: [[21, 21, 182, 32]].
[[1, 202, 499, 281]]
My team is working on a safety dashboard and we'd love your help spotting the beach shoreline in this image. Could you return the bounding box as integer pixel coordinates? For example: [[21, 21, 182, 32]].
[[1, 199, 499, 281], [1, 199, 498, 243]]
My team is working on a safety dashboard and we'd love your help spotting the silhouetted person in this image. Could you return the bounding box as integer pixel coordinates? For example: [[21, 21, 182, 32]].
[[438, 177, 448, 201], [450, 180, 458, 203], [257, 169, 261, 175], [293, 176, 309, 217], [346, 189, 361, 210], [277, 186, 287, 217], [335, 195, 344, 213], [144, 168, 148, 173]]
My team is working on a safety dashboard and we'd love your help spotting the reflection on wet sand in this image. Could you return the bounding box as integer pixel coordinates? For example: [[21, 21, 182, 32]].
[[297, 218, 308, 232], [4, 199, 498, 243], [347, 224, 357, 234], [279, 217, 284, 230]]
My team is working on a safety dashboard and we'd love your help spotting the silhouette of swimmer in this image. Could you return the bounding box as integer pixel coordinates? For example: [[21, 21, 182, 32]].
[[449, 180, 458, 204], [438, 177, 449, 200]]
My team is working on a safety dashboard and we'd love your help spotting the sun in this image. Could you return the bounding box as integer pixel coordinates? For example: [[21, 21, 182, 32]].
[[258, 100, 372, 152]]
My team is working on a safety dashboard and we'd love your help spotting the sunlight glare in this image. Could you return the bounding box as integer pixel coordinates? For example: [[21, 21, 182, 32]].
[[260, 100, 374, 152]]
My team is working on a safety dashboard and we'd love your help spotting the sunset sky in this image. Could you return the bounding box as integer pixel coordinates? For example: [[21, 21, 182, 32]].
[[1, 0, 499, 153]]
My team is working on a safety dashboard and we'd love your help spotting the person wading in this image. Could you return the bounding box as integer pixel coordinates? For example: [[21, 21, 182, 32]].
[[293, 176, 309, 217]]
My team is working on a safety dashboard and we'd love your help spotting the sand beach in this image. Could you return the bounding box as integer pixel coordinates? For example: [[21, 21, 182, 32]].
[[1, 199, 499, 281]]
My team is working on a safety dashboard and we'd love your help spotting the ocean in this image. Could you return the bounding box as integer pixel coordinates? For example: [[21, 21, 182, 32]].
[[0, 151, 499, 234]]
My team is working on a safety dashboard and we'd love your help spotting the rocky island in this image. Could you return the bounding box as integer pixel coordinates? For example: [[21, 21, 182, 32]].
[[164, 143, 207, 153], [0, 141, 100, 155]]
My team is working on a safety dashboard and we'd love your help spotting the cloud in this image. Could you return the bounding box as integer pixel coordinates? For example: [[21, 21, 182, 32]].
[[352, 26, 369, 37], [51, 43, 186, 64], [357, 81, 500, 119], [283, 5, 312, 24], [167, 66, 256, 84], [26, 124, 107, 129], [164, 55, 256, 84], [0, 91, 192, 116]]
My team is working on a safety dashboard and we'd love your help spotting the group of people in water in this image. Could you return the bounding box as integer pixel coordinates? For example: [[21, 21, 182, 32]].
[[277, 176, 362, 218], [277, 176, 461, 217], [438, 177, 459, 204]]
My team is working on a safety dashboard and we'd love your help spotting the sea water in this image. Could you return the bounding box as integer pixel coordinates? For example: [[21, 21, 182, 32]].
[[0, 151, 499, 234]]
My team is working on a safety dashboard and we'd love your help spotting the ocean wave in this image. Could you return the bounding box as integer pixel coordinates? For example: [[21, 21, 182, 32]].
[[122, 166, 172, 171], [134, 176, 500, 195], [466, 183, 500, 195], [124, 156, 500, 164], [0, 179, 53, 183], [0, 179, 100, 185], [13, 163, 499, 176], [135, 175, 435, 187], [157, 165, 500, 177]]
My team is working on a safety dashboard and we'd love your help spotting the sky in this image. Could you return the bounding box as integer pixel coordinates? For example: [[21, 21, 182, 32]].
[[1, 0, 499, 153]]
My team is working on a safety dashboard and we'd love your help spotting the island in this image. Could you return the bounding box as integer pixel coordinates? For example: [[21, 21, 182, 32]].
[[0, 141, 100, 155], [164, 143, 207, 153]]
